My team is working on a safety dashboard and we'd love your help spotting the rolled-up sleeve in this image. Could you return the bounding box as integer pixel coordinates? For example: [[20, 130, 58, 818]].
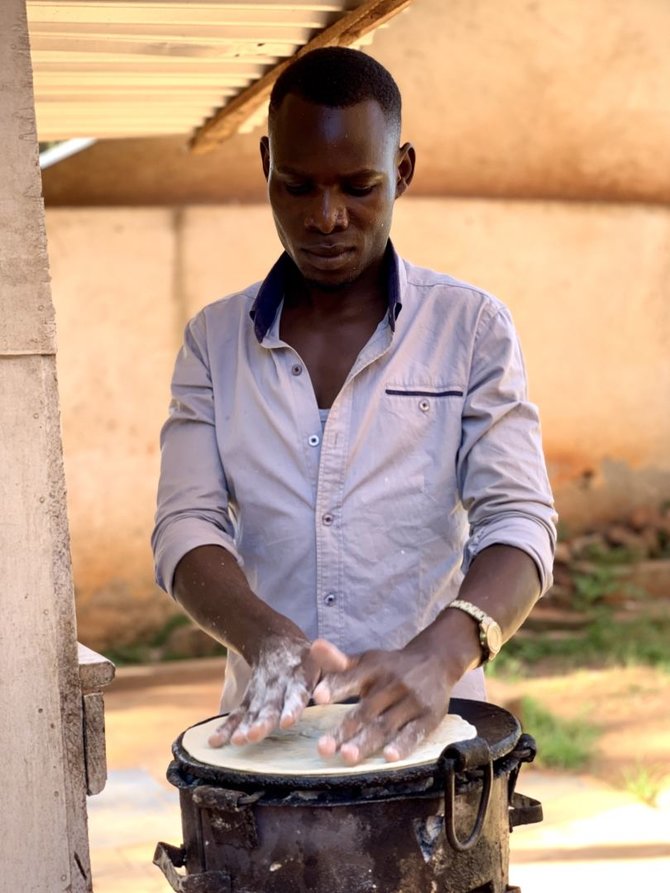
[[151, 313, 241, 596], [457, 304, 557, 595]]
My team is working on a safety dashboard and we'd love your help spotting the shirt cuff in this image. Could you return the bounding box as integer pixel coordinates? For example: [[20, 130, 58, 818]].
[[462, 515, 556, 596], [154, 517, 242, 597]]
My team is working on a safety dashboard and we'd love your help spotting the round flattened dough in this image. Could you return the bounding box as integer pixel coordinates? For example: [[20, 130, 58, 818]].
[[181, 704, 477, 777]]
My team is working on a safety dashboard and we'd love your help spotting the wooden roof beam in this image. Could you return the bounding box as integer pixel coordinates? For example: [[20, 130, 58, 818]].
[[189, 0, 414, 154]]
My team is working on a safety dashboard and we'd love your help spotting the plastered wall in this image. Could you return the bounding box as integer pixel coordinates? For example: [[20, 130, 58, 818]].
[[46, 199, 670, 647]]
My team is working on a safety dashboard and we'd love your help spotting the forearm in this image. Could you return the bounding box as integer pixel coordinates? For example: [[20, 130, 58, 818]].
[[173, 544, 306, 664], [409, 544, 541, 681]]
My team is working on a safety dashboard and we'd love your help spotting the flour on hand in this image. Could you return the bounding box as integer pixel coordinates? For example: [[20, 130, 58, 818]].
[[207, 635, 315, 747]]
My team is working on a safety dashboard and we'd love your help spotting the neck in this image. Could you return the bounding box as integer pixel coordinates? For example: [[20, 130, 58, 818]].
[[285, 252, 389, 324]]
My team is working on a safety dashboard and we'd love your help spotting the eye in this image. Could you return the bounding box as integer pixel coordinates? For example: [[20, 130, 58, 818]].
[[345, 184, 375, 196], [284, 182, 312, 196]]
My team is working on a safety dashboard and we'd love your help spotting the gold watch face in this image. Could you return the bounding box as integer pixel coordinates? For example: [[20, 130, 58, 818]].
[[485, 621, 503, 658]]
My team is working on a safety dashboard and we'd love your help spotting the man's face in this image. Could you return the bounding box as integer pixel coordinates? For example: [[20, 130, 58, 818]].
[[261, 95, 413, 290]]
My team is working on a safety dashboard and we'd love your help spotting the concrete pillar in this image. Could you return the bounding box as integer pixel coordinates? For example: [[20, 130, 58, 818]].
[[0, 1, 91, 890]]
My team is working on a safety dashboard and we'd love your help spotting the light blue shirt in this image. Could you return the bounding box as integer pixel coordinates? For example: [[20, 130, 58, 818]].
[[152, 246, 557, 710]]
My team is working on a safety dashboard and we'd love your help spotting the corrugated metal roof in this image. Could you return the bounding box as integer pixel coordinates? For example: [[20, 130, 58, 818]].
[[26, 1, 408, 143]]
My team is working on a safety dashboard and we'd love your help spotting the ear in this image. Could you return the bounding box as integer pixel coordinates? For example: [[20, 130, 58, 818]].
[[259, 136, 270, 181], [395, 142, 416, 198]]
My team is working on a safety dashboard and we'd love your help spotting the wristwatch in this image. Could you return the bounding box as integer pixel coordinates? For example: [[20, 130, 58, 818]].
[[447, 599, 503, 664]]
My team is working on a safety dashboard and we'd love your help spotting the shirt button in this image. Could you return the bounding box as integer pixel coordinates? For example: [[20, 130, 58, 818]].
[[308, 434, 320, 447], [419, 398, 430, 412], [291, 363, 303, 376], [322, 512, 334, 526], [324, 593, 337, 606]]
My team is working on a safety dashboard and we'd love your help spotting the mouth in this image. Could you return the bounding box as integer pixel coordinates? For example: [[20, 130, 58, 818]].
[[300, 245, 355, 271], [303, 243, 354, 257]]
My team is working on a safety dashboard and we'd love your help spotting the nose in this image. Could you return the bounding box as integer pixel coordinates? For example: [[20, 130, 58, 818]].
[[305, 189, 348, 233]]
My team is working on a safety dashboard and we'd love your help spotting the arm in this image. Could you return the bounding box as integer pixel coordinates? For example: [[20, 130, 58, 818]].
[[152, 316, 317, 745], [174, 545, 318, 745], [312, 304, 556, 764], [312, 544, 539, 763]]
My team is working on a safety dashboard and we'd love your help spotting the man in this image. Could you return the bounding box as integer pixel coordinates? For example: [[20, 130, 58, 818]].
[[152, 48, 556, 767]]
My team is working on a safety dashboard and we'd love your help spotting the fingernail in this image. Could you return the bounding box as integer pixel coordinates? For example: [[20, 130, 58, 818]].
[[384, 746, 400, 762], [246, 724, 268, 743], [317, 735, 337, 757], [341, 744, 360, 765]]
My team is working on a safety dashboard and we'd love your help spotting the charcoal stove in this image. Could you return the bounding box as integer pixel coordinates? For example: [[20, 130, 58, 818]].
[[154, 698, 542, 892]]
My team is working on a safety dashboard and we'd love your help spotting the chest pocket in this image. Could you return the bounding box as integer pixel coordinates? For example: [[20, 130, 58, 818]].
[[384, 385, 465, 426], [382, 384, 466, 493]]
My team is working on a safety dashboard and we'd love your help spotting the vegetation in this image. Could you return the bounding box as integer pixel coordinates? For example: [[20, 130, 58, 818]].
[[490, 610, 670, 678], [488, 553, 670, 677], [518, 696, 599, 771], [619, 763, 666, 807], [104, 613, 226, 666]]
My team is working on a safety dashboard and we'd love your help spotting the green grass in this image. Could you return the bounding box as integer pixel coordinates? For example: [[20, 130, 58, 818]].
[[487, 606, 670, 678], [620, 763, 666, 807], [518, 696, 599, 771]]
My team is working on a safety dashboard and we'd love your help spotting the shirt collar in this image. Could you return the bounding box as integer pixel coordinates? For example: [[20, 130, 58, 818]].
[[249, 241, 403, 343]]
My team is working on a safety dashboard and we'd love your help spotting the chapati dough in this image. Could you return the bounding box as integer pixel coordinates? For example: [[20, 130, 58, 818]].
[[182, 704, 477, 776]]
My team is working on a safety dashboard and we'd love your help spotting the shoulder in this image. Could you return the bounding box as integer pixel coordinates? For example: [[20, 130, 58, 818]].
[[193, 281, 262, 328], [182, 281, 262, 350], [400, 256, 510, 330]]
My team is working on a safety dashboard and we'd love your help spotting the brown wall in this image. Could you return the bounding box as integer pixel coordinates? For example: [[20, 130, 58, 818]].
[[41, 0, 670, 206], [46, 199, 670, 648]]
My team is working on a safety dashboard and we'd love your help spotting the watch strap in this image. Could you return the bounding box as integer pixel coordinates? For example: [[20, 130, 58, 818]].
[[447, 599, 500, 663]]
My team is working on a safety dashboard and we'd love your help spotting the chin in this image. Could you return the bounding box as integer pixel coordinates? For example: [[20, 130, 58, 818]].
[[302, 272, 360, 292], [297, 257, 365, 291]]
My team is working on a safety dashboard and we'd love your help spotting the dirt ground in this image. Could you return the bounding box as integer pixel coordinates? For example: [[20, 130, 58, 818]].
[[487, 665, 670, 794]]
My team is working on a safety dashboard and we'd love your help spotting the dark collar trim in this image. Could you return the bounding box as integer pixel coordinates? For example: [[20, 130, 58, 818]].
[[249, 242, 403, 343]]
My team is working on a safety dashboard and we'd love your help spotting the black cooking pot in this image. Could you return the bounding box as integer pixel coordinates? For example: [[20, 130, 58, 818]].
[[154, 699, 541, 893]]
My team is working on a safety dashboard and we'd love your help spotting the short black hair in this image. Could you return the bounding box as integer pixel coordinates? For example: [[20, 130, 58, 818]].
[[269, 47, 401, 137]]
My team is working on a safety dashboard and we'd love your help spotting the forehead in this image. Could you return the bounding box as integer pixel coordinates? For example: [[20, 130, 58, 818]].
[[269, 95, 396, 173]]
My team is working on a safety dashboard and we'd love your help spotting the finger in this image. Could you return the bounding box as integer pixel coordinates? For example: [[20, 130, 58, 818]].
[[383, 717, 432, 763], [316, 703, 366, 757], [339, 703, 422, 765], [315, 679, 403, 754], [314, 654, 377, 704], [314, 674, 356, 706], [232, 705, 281, 744], [234, 674, 312, 742], [315, 659, 391, 705], [279, 679, 311, 729], [208, 708, 245, 747], [232, 673, 287, 743], [317, 693, 414, 761], [313, 649, 386, 705]]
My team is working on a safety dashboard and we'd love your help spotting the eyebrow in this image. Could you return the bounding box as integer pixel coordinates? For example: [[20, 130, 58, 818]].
[[275, 166, 384, 179]]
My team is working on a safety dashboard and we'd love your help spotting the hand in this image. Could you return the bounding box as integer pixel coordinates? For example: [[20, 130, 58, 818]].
[[208, 633, 319, 747], [310, 638, 455, 766]]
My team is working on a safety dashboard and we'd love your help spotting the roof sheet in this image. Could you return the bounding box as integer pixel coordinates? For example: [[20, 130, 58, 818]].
[[27, 1, 403, 142]]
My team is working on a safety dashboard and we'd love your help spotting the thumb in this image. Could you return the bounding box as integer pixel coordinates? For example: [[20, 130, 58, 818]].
[[310, 638, 353, 673]]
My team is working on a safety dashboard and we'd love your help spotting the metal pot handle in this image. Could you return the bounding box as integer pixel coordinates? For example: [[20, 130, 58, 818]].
[[509, 791, 543, 828], [153, 842, 187, 892], [438, 735, 493, 852], [505, 732, 543, 830], [152, 842, 233, 893]]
